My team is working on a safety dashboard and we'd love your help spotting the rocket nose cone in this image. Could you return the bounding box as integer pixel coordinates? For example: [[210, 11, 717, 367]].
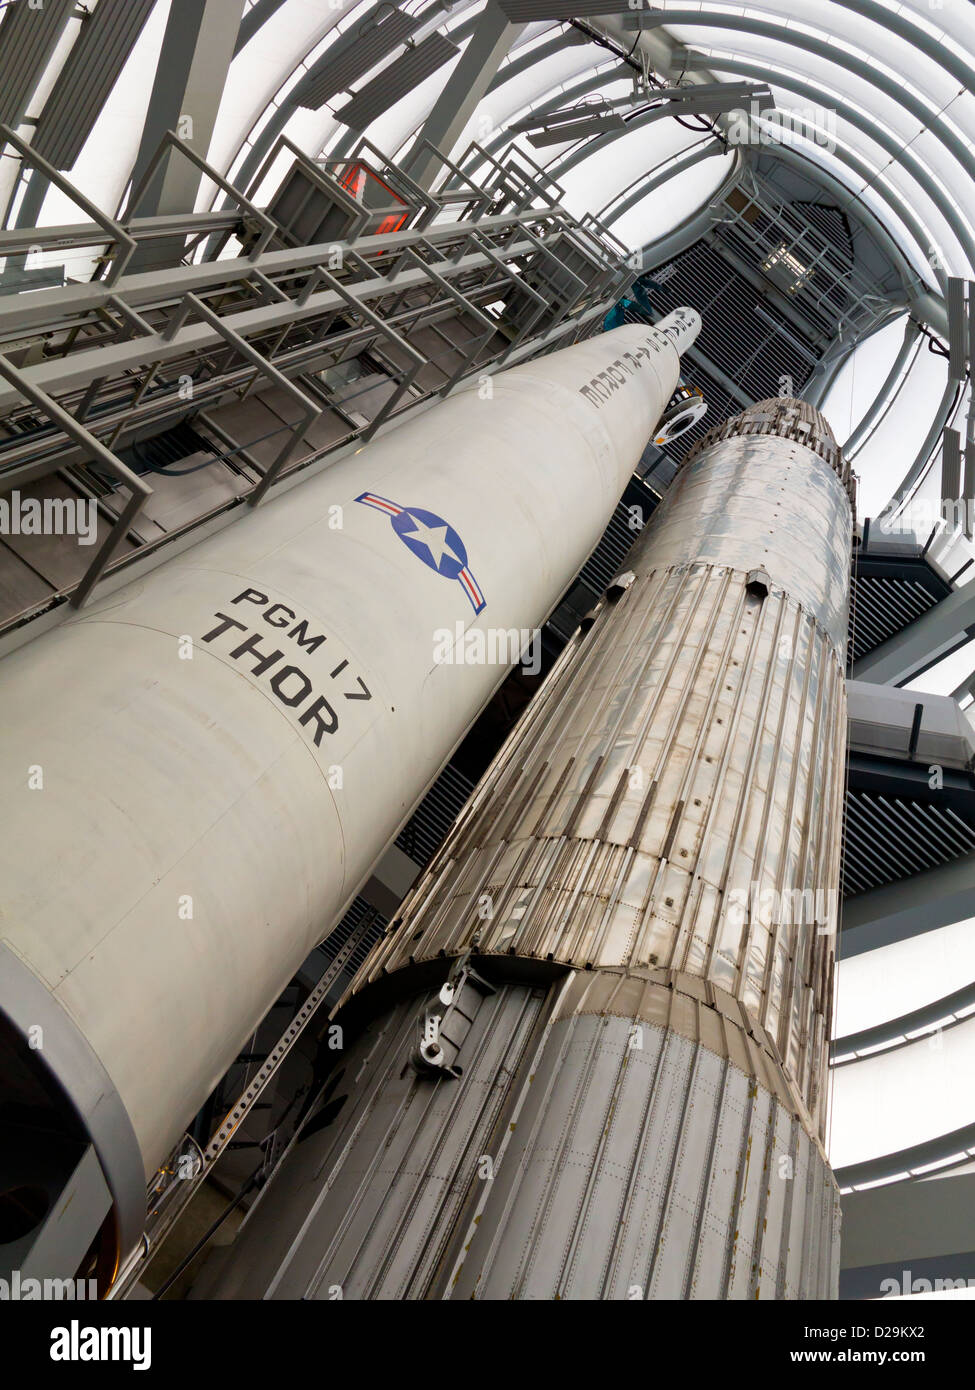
[[653, 306, 701, 355]]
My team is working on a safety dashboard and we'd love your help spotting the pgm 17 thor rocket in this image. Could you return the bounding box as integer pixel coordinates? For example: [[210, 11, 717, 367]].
[[0, 309, 700, 1284], [198, 396, 852, 1301]]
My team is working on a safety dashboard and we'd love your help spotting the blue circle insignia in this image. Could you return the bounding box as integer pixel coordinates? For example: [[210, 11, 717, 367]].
[[355, 491, 486, 614], [391, 506, 468, 579]]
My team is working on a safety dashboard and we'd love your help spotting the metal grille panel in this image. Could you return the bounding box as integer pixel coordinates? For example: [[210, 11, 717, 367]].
[[335, 34, 459, 132], [32, 0, 154, 169], [317, 896, 388, 991], [645, 241, 817, 461], [295, 9, 421, 111], [577, 497, 642, 596], [0, 0, 74, 126], [848, 572, 941, 665], [396, 762, 475, 868], [841, 791, 975, 898]]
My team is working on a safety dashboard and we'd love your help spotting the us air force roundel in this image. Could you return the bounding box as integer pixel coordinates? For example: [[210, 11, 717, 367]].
[[355, 492, 487, 614]]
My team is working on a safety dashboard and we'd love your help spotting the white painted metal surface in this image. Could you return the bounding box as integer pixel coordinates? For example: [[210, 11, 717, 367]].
[[0, 311, 698, 1208]]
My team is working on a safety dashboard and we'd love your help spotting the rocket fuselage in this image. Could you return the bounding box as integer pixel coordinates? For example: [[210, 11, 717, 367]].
[[0, 311, 699, 1268], [202, 397, 853, 1300]]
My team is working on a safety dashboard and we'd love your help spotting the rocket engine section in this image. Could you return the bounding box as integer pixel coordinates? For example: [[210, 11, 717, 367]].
[[0, 309, 699, 1285], [199, 397, 852, 1301]]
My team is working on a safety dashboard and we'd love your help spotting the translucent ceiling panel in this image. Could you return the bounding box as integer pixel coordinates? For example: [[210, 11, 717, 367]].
[[209, 0, 347, 182], [829, 1015, 975, 1170], [835, 916, 975, 1038], [495, 54, 619, 135], [664, 0, 975, 128], [609, 148, 734, 249], [674, 29, 943, 151], [445, 46, 614, 166], [444, 0, 487, 32], [821, 316, 910, 454], [841, 345, 950, 519], [35, 0, 171, 234], [364, 55, 464, 163], [555, 116, 714, 221], [217, 0, 487, 196], [508, 22, 559, 52]]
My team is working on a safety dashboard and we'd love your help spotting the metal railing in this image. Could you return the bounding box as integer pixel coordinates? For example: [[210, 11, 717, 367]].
[[0, 132, 633, 629]]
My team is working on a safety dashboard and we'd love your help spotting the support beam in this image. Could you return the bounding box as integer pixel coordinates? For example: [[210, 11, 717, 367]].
[[853, 582, 975, 687], [844, 317, 920, 457], [233, 0, 288, 56], [841, 851, 975, 957], [842, 1171, 975, 1300], [126, 0, 245, 221], [405, 3, 525, 191]]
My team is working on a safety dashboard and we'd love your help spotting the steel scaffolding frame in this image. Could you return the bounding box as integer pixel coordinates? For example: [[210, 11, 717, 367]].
[[0, 132, 634, 628]]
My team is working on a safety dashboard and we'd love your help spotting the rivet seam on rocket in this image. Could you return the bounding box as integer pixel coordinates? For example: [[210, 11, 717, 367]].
[[681, 396, 857, 509], [350, 590, 845, 1132]]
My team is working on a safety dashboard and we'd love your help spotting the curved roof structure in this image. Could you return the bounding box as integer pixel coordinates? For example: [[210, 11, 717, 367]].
[[1, 0, 975, 1302], [5, 0, 972, 526]]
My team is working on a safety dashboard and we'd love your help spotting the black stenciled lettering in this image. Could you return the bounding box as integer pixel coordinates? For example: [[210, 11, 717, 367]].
[[270, 665, 313, 707], [230, 632, 283, 676], [300, 696, 339, 746], [289, 619, 327, 653], [264, 603, 296, 628], [202, 612, 247, 643]]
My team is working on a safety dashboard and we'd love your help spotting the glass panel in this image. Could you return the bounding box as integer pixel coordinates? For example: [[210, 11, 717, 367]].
[[836, 916, 975, 1037], [830, 1015, 975, 1169]]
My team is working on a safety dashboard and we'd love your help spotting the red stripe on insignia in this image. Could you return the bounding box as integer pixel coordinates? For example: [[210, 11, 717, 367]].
[[366, 495, 401, 515]]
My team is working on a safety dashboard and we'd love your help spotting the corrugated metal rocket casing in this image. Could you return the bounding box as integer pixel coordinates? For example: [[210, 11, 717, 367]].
[[361, 399, 852, 1137], [0, 311, 698, 1262], [200, 970, 839, 1300], [202, 398, 849, 1300]]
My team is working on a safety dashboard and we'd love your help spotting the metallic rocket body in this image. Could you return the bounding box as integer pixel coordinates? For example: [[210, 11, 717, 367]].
[[203, 398, 852, 1300], [0, 312, 698, 1272]]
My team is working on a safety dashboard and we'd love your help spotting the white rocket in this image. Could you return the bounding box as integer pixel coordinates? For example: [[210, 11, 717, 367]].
[[0, 309, 699, 1274]]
